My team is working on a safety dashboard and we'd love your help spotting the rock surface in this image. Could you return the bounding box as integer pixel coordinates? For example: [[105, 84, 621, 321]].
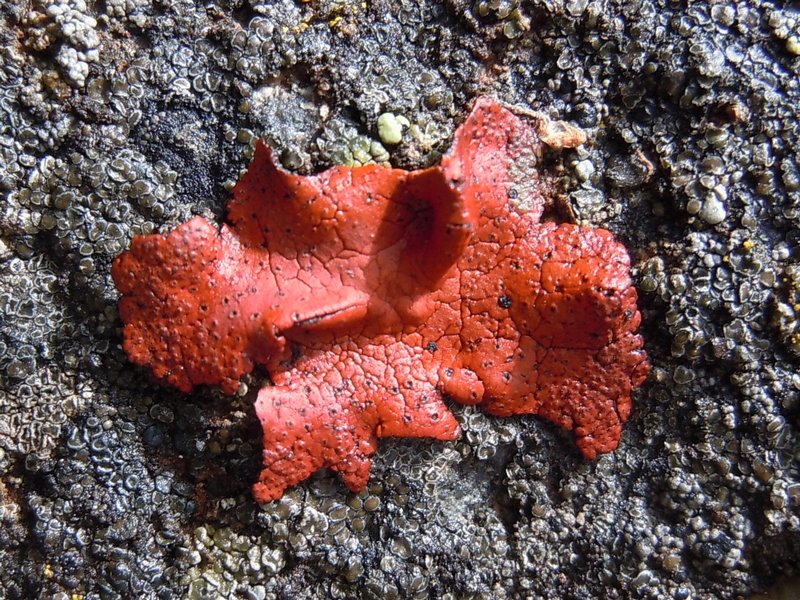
[[0, 1, 798, 598]]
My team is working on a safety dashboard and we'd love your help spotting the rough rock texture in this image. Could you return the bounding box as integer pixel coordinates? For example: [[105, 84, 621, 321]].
[[112, 99, 648, 501], [0, 0, 798, 599]]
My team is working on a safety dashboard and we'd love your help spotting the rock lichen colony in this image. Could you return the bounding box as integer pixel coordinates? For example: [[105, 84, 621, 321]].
[[1, 0, 799, 598], [112, 98, 649, 501]]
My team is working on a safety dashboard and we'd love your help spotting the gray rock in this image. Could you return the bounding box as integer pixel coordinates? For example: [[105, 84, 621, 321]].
[[1, 0, 798, 598]]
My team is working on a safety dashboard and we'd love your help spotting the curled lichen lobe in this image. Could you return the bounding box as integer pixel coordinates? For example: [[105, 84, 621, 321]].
[[112, 97, 649, 502]]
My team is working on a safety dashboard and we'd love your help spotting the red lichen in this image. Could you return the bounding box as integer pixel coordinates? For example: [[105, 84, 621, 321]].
[[112, 98, 649, 502]]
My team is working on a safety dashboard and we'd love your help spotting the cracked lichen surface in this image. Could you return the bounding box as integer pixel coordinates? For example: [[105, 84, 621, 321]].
[[113, 99, 647, 501]]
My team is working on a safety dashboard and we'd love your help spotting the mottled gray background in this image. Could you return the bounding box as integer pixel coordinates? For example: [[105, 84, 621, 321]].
[[1, 0, 799, 598]]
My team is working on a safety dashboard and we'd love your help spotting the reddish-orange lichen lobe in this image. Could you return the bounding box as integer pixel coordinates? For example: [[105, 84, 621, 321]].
[[112, 97, 650, 503]]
